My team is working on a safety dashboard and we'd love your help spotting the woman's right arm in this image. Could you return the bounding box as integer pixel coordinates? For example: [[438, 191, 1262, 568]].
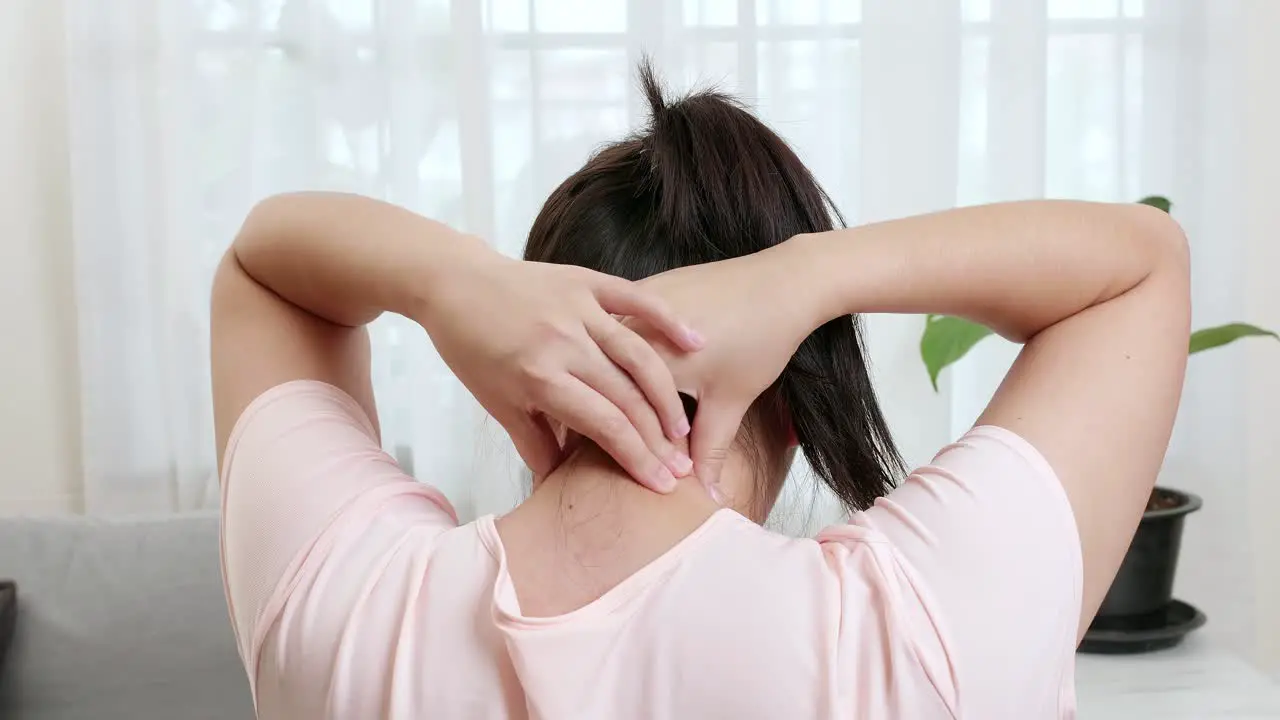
[[798, 200, 1192, 636]]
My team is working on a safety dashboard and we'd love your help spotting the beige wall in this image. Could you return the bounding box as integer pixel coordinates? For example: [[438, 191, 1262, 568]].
[[0, 0, 82, 514]]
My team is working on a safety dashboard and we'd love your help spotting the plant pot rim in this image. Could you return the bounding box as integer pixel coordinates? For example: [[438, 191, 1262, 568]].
[[1144, 486, 1203, 520]]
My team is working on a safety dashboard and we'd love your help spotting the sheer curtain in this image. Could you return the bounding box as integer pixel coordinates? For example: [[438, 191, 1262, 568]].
[[64, 0, 1237, 529]]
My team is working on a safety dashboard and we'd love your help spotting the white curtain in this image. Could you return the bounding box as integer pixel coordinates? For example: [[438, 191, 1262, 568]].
[[63, 1, 1246, 538]]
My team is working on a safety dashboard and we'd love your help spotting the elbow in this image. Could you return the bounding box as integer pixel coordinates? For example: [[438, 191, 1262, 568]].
[[1129, 202, 1192, 329], [226, 194, 305, 298], [1122, 203, 1191, 301], [1130, 202, 1190, 275], [234, 191, 342, 257], [209, 247, 249, 331], [233, 193, 294, 252]]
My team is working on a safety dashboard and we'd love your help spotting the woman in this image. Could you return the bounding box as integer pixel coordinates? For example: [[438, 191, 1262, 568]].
[[213, 65, 1190, 719]]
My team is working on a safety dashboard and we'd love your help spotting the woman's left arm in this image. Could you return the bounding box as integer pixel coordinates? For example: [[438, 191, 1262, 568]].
[[211, 192, 701, 488]]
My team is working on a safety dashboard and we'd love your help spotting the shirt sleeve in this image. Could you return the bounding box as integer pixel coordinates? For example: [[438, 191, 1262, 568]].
[[218, 380, 458, 680], [818, 425, 1082, 719]]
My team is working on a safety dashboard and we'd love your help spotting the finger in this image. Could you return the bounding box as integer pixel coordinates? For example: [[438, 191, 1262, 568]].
[[571, 343, 691, 478], [689, 395, 749, 493], [539, 375, 678, 493], [591, 276, 704, 352], [505, 412, 562, 480], [586, 314, 691, 443]]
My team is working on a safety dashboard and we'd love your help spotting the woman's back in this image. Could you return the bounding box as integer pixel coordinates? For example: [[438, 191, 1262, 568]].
[[225, 382, 1079, 719]]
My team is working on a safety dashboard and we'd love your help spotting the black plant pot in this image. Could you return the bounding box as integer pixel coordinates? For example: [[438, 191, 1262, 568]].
[[1095, 487, 1203, 618]]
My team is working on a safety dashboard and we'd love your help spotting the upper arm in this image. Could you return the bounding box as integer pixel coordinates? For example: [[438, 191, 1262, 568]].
[[212, 254, 462, 688], [211, 249, 381, 467], [219, 380, 458, 692], [976, 206, 1191, 638]]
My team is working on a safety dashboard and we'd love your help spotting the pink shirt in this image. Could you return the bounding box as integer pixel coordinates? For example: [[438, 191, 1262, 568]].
[[220, 380, 1081, 719]]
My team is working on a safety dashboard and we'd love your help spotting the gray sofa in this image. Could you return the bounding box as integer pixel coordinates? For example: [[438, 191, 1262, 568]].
[[0, 512, 254, 719]]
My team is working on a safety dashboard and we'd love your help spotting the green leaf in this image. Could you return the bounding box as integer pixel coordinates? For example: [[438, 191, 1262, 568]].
[[1138, 196, 1172, 213], [920, 315, 994, 391], [1188, 323, 1279, 355]]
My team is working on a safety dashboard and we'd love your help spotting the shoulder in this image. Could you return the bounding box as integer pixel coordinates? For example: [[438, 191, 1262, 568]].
[[814, 425, 1081, 718], [254, 517, 500, 717]]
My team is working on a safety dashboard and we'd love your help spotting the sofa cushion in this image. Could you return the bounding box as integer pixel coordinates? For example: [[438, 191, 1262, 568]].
[[0, 512, 253, 720]]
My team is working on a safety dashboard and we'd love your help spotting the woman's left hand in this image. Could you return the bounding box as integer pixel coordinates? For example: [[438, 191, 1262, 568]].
[[418, 244, 704, 491], [624, 240, 822, 490]]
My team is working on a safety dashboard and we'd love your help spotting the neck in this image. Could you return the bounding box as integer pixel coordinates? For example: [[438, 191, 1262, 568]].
[[530, 442, 723, 526], [494, 442, 756, 616]]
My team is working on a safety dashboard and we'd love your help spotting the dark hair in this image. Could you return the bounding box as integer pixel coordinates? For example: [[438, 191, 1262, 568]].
[[523, 61, 903, 513]]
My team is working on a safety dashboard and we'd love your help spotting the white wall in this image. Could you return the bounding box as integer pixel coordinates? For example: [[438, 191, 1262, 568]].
[[0, 0, 82, 514]]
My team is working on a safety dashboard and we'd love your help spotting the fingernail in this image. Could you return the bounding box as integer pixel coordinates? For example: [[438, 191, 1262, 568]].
[[669, 452, 693, 476], [685, 328, 706, 349], [674, 416, 691, 438], [710, 483, 725, 505], [654, 466, 677, 492], [705, 480, 725, 506]]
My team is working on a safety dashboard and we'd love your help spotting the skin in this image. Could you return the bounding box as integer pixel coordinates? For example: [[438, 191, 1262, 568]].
[[212, 194, 1190, 640]]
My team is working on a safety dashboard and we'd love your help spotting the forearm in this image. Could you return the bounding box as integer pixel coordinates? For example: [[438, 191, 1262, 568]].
[[231, 192, 488, 326], [794, 200, 1187, 341]]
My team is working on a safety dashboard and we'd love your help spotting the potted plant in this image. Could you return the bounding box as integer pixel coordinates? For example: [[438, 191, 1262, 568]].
[[919, 197, 1278, 653]]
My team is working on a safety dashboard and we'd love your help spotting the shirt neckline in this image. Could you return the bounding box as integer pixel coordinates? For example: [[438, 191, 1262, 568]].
[[477, 507, 741, 630]]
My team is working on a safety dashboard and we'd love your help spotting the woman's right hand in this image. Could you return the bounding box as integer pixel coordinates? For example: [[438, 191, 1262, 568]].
[[417, 240, 705, 491], [627, 239, 825, 489]]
